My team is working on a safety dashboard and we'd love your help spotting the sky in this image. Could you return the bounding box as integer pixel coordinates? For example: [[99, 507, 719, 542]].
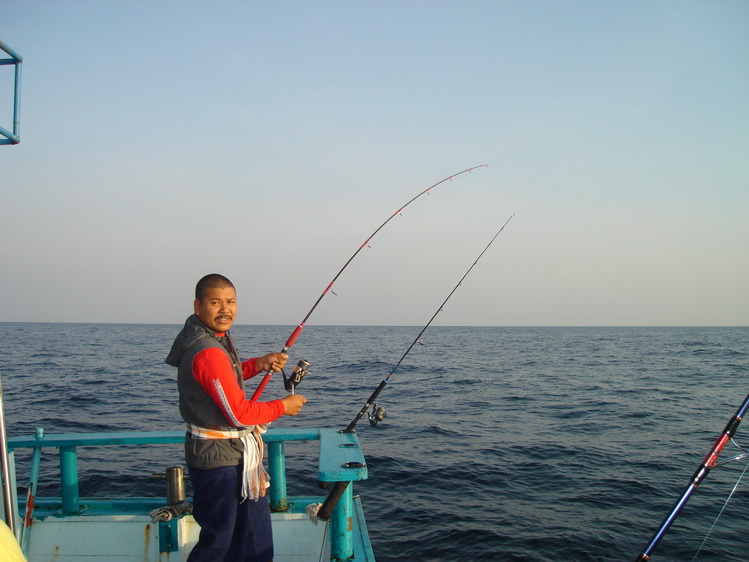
[[1, 0, 747, 327]]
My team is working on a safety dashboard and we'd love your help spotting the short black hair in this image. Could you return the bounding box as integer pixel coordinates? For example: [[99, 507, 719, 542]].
[[195, 274, 235, 301]]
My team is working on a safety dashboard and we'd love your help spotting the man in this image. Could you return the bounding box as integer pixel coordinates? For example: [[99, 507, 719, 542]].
[[166, 273, 307, 561]]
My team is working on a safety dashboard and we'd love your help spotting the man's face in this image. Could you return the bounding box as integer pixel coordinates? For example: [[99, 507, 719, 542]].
[[194, 286, 238, 333]]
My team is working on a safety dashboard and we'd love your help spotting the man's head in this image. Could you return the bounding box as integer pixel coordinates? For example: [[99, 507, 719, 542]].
[[194, 274, 237, 333]]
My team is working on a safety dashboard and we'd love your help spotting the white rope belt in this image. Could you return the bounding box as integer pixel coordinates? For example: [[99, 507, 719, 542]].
[[187, 423, 269, 501]]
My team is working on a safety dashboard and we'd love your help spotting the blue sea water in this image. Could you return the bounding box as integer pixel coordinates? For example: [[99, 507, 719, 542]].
[[1, 323, 748, 561]]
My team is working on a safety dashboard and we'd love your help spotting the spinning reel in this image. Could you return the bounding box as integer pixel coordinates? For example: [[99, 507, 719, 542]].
[[283, 359, 311, 393], [368, 404, 387, 427]]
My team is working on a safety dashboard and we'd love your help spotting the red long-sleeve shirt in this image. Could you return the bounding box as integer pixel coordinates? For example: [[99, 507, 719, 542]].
[[192, 347, 284, 427]]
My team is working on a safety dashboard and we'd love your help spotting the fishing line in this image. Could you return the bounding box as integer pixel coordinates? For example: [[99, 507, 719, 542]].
[[688, 438, 749, 559], [251, 164, 489, 400], [315, 213, 515, 521], [715, 437, 749, 467], [343, 213, 515, 433], [316, 519, 330, 562], [691, 458, 749, 561]]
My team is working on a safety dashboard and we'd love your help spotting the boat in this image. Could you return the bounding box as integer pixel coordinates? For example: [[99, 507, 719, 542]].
[[3, 427, 375, 561]]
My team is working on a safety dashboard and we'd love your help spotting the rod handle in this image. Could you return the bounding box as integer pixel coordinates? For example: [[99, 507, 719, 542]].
[[250, 345, 293, 401], [250, 372, 273, 401]]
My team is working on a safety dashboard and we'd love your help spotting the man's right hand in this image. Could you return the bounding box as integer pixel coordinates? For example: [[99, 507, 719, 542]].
[[281, 394, 307, 416]]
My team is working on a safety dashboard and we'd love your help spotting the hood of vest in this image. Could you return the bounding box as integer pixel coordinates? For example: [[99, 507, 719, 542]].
[[165, 314, 219, 367]]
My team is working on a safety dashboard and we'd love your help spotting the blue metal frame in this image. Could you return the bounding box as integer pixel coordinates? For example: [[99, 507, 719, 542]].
[[8, 427, 371, 560], [0, 41, 22, 145]]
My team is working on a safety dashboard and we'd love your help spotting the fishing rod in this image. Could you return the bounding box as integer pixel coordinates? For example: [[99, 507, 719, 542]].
[[316, 213, 515, 521], [635, 391, 749, 561], [251, 164, 488, 401]]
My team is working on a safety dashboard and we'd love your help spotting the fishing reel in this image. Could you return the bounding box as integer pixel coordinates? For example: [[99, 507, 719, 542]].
[[283, 359, 311, 393], [368, 404, 386, 427]]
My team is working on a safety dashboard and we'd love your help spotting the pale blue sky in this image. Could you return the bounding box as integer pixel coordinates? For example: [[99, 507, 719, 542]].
[[1, 1, 747, 326]]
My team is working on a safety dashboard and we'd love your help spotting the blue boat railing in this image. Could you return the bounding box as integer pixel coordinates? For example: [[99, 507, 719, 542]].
[[7, 427, 369, 561], [0, 41, 22, 145]]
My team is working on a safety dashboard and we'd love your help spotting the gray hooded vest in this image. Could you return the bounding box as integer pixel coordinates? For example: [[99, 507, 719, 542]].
[[166, 314, 246, 468]]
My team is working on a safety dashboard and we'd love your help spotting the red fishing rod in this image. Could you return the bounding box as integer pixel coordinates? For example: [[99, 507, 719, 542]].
[[635, 391, 749, 561], [251, 165, 488, 401], [315, 213, 515, 521]]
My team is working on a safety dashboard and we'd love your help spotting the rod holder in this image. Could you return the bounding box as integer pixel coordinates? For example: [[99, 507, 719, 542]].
[[165, 467, 185, 505]]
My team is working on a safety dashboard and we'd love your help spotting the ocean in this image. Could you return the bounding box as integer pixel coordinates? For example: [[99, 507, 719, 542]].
[[1, 323, 748, 561]]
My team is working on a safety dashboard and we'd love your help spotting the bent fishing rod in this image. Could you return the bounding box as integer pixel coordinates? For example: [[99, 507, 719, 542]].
[[316, 213, 515, 521], [635, 390, 749, 561], [251, 165, 488, 401]]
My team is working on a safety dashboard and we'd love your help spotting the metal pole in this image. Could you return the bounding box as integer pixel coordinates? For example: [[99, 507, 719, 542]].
[[21, 428, 44, 558], [267, 441, 288, 511], [0, 41, 22, 145], [0, 42, 23, 537], [0, 376, 16, 535], [59, 446, 80, 514], [330, 482, 353, 561]]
